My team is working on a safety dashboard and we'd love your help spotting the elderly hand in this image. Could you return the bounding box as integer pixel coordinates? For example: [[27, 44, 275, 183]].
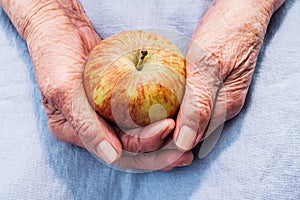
[[1, 0, 193, 171], [174, 0, 286, 151]]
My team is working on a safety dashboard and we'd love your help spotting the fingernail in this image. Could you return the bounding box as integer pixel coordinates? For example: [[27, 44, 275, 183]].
[[181, 161, 191, 166], [96, 140, 118, 164], [175, 126, 196, 150]]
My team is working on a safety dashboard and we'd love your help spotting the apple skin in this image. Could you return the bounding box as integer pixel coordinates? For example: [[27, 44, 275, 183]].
[[84, 30, 186, 128]]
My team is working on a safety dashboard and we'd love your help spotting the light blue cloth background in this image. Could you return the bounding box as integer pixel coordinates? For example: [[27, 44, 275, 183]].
[[0, 0, 299, 199]]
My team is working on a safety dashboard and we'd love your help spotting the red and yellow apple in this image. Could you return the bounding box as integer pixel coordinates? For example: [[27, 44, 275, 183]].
[[84, 30, 186, 128]]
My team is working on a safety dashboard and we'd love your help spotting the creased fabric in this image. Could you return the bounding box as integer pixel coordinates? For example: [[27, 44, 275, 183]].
[[0, 1, 299, 199]]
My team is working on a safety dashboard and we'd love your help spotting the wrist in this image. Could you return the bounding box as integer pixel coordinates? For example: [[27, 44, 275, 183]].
[[257, 0, 286, 15], [248, 0, 286, 17], [215, 0, 285, 18], [0, 0, 55, 39], [0, 0, 91, 41]]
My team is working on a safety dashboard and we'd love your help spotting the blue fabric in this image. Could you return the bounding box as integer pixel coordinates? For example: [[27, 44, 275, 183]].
[[0, 0, 299, 199]]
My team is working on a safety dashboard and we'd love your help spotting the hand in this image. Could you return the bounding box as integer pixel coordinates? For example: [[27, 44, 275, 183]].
[[1, 0, 193, 170], [174, 0, 286, 151]]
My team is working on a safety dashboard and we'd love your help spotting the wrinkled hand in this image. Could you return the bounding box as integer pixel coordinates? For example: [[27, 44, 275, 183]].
[[174, 0, 285, 151], [1, 0, 193, 170]]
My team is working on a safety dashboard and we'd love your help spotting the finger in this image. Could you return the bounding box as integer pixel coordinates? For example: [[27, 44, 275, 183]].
[[116, 118, 175, 153], [48, 117, 84, 148], [178, 76, 250, 144], [201, 85, 227, 138], [67, 81, 122, 164], [174, 43, 222, 151], [195, 84, 226, 158], [114, 149, 193, 171], [59, 120, 84, 147], [42, 94, 84, 147], [196, 74, 253, 158], [190, 62, 255, 158]]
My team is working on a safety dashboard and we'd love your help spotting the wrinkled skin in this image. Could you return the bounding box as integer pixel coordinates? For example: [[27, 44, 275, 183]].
[[0, 0, 285, 170], [0, 0, 193, 171], [174, 0, 286, 150]]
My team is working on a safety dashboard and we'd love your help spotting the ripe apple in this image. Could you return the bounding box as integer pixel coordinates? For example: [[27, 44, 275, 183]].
[[83, 30, 186, 128]]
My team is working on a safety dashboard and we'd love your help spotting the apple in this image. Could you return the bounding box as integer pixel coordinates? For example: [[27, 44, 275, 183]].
[[84, 30, 186, 128]]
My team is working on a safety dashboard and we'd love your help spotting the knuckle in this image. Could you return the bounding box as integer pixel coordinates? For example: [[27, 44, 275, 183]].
[[76, 120, 97, 141], [199, 104, 212, 122], [42, 95, 57, 113], [181, 93, 212, 128], [189, 51, 222, 82], [123, 135, 143, 153], [76, 121, 91, 135], [39, 76, 71, 104]]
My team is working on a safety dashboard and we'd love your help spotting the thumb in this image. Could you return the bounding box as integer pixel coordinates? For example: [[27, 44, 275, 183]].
[[174, 44, 223, 151], [68, 80, 122, 164]]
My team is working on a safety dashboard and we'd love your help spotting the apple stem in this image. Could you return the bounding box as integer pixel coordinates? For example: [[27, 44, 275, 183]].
[[135, 50, 148, 71]]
